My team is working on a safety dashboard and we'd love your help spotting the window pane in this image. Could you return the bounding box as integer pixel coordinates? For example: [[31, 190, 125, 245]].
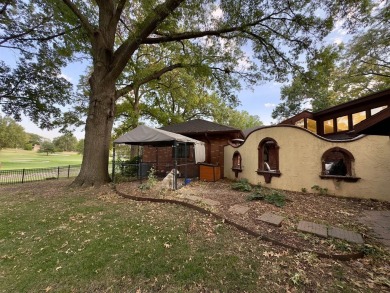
[[324, 119, 334, 134], [295, 118, 304, 128], [307, 119, 317, 133], [337, 116, 348, 132], [352, 111, 366, 126], [371, 105, 388, 116]]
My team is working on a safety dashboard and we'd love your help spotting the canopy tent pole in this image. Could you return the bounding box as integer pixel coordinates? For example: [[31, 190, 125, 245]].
[[174, 141, 177, 190], [112, 143, 116, 184], [139, 144, 142, 184], [184, 142, 187, 182]]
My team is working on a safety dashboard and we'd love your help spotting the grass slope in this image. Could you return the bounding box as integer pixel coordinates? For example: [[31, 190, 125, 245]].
[[1, 180, 389, 292], [0, 149, 82, 170]]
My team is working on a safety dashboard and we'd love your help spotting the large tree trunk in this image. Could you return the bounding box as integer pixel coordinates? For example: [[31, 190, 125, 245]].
[[72, 74, 116, 187]]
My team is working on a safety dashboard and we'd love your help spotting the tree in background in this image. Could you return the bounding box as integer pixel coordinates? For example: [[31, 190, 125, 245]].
[[1, 0, 373, 186], [53, 133, 78, 152], [213, 107, 263, 130], [27, 133, 46, 147], [76, 139, 84, 155], [39, 141, 56, 156], [0, 116, 28, 149], [272, 2, 390, 121]]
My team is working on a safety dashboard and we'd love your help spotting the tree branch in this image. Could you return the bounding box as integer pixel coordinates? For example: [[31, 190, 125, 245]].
[[116, 63, 183, 98], [62, 0, 95, 37], [109, 0, 185, 82]]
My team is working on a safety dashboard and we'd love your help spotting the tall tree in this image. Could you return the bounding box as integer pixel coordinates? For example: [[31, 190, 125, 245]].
[[53, 133, 78, 152], [272, 1, 390, 121], [1, 0, 372, 186], [0, 116, 28, 149]]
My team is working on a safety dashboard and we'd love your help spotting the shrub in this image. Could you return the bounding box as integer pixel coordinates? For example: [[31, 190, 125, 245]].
[[231, 178, 252, 192], [264, 191, 286, 207], [139, 168, 158, 191], [311, 185, 328, 195]]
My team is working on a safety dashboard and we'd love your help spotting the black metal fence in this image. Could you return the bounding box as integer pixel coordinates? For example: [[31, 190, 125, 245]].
[[0, 165, 82, 185]]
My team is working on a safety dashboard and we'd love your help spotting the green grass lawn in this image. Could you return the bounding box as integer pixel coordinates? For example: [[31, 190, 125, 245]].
[[0, 149, 82, 170], [1, 180, 388, 292]]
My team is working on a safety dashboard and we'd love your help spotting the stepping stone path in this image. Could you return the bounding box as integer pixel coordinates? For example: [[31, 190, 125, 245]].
[[258, 212, 284, 227], [297, 221, 328, 238], [229, 204, 250, 215], [328, 226, 364, 244], [297, 220, 364, 244]]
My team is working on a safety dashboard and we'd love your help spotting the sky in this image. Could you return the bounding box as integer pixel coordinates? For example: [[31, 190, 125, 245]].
[[1, 12, 349, 141]]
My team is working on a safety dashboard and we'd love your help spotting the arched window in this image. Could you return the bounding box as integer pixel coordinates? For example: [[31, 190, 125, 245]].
[[232, 151, 242, 170], [258, 138, 280, 172], [257, 138, 281, 183], [320, 147, 360, 182], [232, 151, 242, 178]]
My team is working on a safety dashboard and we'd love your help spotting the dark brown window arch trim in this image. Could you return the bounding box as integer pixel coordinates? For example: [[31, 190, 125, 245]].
[[232, 151, 243, 178], [257, 137, 281, 183], [320, 147, 361, 182]]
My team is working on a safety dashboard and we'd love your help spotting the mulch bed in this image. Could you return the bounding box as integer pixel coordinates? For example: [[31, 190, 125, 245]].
[[115, 179, 390, 257]]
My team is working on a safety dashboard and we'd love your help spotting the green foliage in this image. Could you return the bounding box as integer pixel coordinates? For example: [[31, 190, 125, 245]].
[[272, 1, 390, 121], [213, 107, 263, 130], [23, 143, 33, 151], [39, 141, 56, 156], [301, 188, 307, 193], [139, 168, 158, 191], [231, 178, 252, 192], [360, 244, 385, 258], [53, 133, 78, 152], [311, 185, 328, 195], [76, 139, 84, 155], [264, 191, 286, 208], [245, 186, 286, 207], [0, 116, 28, 149]]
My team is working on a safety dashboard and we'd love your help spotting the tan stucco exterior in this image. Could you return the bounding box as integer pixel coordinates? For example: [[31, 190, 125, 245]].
[[224, 125, 390, 201]]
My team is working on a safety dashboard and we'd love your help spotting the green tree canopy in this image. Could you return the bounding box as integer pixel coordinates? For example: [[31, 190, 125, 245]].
[[53, 133, 78, 152], [272, 1, 390, 121], [0, 115, 28, 149], [39, 141, 56, 156]]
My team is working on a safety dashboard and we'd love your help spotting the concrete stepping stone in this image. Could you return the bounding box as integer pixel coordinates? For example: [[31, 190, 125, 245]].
[[328, 226, 364, 244], [258, 212, 284, 227], [200, 198, 220, 206], [229, 204, 250, 215], [297, 221, 327, 238]]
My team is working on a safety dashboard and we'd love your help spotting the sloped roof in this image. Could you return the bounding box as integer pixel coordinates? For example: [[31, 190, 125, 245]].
[[114, 125, 204, 146], [242, 125, 265, 138], [160, 119, 241, 134]]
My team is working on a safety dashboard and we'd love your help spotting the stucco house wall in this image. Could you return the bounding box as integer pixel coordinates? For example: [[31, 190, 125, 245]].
[[224, 125, 390, 201]]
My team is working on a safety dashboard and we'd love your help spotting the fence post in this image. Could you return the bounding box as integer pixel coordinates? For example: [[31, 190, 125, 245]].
[[68, 165, 70, 178], [57, 167, 60, 179], [22, 169, 25, 183]]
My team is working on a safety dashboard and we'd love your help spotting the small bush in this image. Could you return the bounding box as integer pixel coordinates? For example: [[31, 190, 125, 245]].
[[311, 185, 328, 195], [139, 167, 158, 191], [301, 188, 307, 193], [264, 191, 286, 207], [231, 178, 252, 192]]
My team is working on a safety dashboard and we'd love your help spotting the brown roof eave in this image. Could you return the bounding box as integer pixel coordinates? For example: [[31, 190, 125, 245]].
[[313, 88, 390, 118]]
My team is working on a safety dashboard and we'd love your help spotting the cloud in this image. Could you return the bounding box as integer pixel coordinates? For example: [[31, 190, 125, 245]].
[[58, 73, 72, 82], [333, 37, 343, 45], [264, 103, 276, 108], [211, 7, 223, 19]]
